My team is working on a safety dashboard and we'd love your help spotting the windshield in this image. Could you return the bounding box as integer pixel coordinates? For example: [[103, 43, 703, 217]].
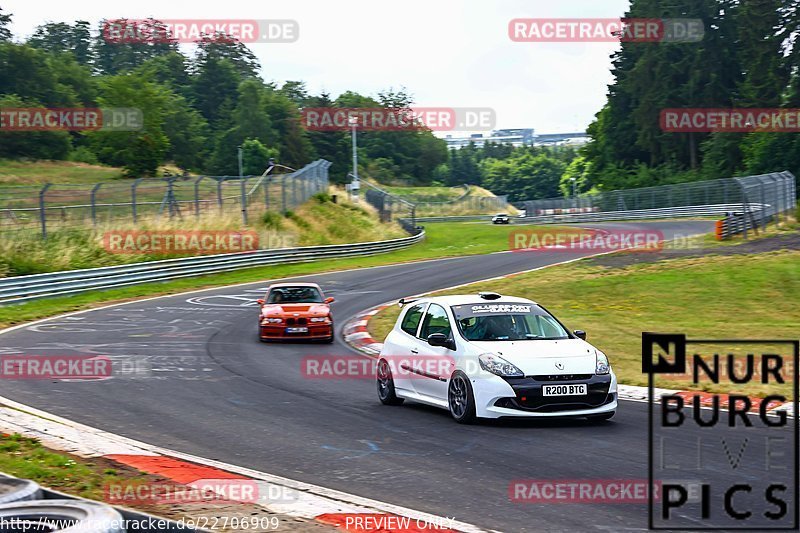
[[451, 302, 570, 341], [267, 287, 323, 304]]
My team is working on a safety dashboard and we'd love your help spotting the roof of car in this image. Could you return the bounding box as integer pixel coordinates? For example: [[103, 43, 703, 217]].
[[268, 282, 321, 289], [412, 294, 537, 306]]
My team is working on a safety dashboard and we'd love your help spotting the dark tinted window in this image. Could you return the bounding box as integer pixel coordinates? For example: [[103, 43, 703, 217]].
[[400, 303, 425, 336]]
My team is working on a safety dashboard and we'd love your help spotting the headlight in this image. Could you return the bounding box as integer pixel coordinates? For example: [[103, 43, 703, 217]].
[[478, 353, 523, 377], [310, 316, 330, 323], [261, 317, 282, 325], [595, 350, 610, 375]]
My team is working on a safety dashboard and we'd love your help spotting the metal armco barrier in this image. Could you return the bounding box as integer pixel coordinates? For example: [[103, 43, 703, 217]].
[[0, 231, 425, 305], [715, 171, 797, 239]]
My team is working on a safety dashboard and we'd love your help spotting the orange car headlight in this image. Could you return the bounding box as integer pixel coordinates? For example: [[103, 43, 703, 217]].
[[261, 317, 282, 325], [309, 316, 330, 323]]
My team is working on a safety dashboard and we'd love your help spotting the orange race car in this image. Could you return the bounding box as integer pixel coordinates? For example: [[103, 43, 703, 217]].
[[257, 282, 335, 343]]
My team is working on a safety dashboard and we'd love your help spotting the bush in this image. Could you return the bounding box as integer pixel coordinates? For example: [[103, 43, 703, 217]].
[[285, 210, 310, 229], [312, 192, 332, 203], [67, 147, 99, 165], [261, 211, 284, 230]]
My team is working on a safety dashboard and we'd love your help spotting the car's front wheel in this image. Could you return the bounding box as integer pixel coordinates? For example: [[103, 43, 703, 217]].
[[377, 359, 404, 406], [448, 372, 476, 423]]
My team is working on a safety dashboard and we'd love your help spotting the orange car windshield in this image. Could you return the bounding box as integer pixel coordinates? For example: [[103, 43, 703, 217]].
[[267, 287, 323, 304]]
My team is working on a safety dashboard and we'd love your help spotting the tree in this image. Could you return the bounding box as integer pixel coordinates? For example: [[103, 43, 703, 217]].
[[195, 33, 260, 79], [162, 93, 209, 171], [29, 21, 92, 65], [88, 75, 170, 176], [0, 94, 72, 159], [93, 18, 179, 75], [241, 138, 279, 175], [0, 6, 11, 42], [192, 56, 240, 127]]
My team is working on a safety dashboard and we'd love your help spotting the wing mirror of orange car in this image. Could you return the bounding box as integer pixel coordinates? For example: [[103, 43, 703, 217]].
[[256, 299, 265, 306], [324, 297, 335, 304]]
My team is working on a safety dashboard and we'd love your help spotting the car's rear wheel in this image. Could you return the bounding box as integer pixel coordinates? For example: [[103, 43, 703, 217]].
[[448, 372, 476, 423], [377, 359, 404, 405], [587, 411, 615, 422]]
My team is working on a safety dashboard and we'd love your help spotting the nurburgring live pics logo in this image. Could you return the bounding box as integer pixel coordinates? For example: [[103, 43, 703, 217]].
[[644, 332, 799, 530]]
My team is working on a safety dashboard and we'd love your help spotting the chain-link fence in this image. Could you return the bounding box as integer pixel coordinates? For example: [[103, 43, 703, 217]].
[[361, 181, 418, 233], [0, 160, 331, 238], [520, 172, 797, 233]]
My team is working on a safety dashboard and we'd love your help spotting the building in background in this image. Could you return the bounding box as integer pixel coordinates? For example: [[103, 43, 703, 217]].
[[443, 129, 589, 149]]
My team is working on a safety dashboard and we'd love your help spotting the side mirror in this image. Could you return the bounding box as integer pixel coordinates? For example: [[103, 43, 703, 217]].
[[324, 297, 335, 304], [427, 333, 452, 349], [256, 299, 265, 306], [574, 330, 587, 340]]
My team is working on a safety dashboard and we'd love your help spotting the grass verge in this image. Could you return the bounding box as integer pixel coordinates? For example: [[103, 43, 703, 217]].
[[368, 248, 799, 397]]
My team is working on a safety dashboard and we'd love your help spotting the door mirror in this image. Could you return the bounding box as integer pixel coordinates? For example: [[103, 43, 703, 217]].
[[256, 299, 265, 306], [324, 297, 335, 304], [427, 333, 452, 349], [574, 330, 586, 340]]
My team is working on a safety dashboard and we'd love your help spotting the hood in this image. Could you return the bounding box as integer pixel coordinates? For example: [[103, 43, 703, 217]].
[[262, 303, 329, 316], [469, 339, 596, 375]]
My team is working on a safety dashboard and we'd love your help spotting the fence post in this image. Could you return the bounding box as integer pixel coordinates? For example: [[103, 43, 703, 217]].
[[131, 178, 143, 223], [39, 184, 51, 239], [217, 179, 224, 213], [194, 176, 205, 219], [282, 175, 288, 213], [292, 175, 297, 207], [264, 176, 270, 210], [240, 177, 248, 225], [90, 183, 102, 226]]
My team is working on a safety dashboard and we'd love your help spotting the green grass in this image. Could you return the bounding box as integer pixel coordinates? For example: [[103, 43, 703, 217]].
[[369, 249, 800, 397], [0, 159, 125, 185], [381, 185, 467, 202], [0, 221, 552, 329], [0, 433, 130, 500]]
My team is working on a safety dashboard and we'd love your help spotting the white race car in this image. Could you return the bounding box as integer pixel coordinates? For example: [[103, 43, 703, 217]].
[[376, 292, 617, 423]]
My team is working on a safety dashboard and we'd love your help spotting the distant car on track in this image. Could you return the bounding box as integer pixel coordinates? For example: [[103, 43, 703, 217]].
[[491, 213, 510, 224], [376, 292, 617, 423], [257, 282, 335, 343]]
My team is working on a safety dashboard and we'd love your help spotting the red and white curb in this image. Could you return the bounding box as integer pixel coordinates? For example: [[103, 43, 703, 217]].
[[0, 395, 491, 532], [343, 310, 795, 417]]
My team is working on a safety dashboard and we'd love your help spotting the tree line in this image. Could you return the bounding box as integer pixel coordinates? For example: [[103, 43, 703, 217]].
[[579, 0, 800, 194], [0, 8, 449, 182]]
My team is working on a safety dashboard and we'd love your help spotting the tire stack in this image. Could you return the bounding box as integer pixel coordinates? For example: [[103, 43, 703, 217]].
[[0, 476, 202, 532]]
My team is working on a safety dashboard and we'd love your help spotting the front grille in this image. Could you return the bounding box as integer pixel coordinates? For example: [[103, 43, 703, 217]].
[[532, 374, 593, 381], [298, 318, 307, 325], [286, 318, 295, 326], [495, 392, 616, 413]]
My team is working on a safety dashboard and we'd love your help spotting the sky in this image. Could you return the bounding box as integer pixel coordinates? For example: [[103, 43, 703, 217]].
[[4, 0, 631, 134]]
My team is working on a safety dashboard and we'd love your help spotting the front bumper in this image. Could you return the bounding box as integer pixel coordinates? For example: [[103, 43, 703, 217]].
[[473, 371, 617, 418], [259, 324, 333, 341]]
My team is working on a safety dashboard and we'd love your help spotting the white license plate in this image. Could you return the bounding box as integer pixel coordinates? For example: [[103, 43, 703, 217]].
[[285, 327, 308, 334], [542, 384, 588, 396]]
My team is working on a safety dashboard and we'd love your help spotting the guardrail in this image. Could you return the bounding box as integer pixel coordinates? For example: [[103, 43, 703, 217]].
[[408, 203, 766, 224], [0, 231, 425, 305]]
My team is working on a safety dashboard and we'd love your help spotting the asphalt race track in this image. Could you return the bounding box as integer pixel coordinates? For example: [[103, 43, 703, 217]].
[[2, 220, 791, 531]]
